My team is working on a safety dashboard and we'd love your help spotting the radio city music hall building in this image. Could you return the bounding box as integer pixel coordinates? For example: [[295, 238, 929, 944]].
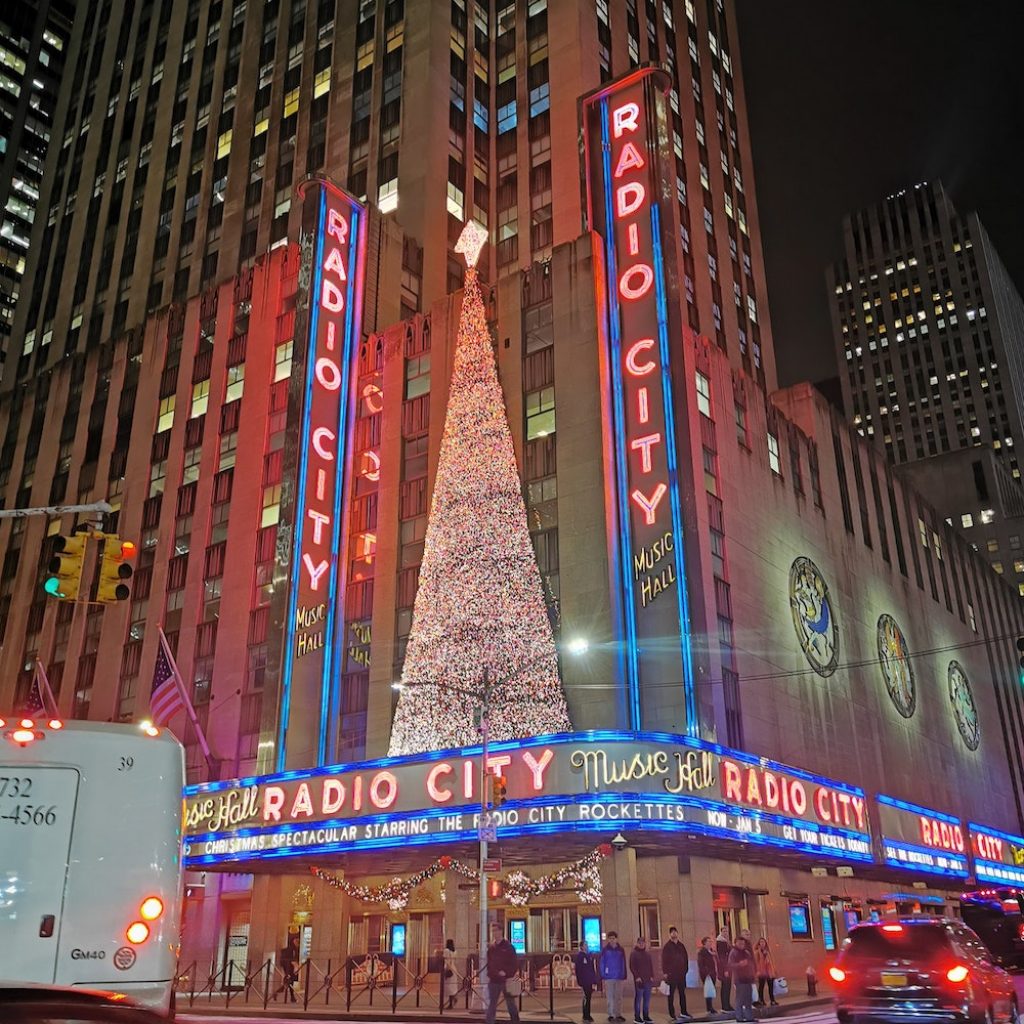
[[1, 8, 1024, 993], [173, 70, 1024, 982]]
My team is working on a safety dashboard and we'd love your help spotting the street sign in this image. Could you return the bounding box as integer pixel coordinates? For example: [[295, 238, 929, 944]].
[[479, 825, 497, 843], [483, 858, 502, 873]]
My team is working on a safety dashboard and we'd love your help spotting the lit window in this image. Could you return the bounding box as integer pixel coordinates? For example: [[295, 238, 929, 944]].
[[960, 513, 973, 528], [1015, 560, 1024, 575], [149, 460, 167, 497], [274, 341, 293, 382], [695, 371, 710, 416], [225, 364, 245, 403], [191, 379, 210, 418], [157, 395, 175, 433], [932, 532, 942, 561], [993, 562, 1004, 574], [987, 539, 999, 554], [220, 432, 238, 471], [405, 355, 430, 400], [967, 603, 977, 633], [261, 484, 281, 527], [980, 509, 995, 525], [182, 446, 202, 485], [767, 433, 781, 475], [918, 518, 928, 548], [526, 386, 556, 439]]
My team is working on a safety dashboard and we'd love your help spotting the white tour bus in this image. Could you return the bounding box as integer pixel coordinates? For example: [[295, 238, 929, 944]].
[[0, 716, 185, 1013]]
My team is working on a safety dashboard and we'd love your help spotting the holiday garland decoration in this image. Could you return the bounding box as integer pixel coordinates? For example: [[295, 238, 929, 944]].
[[387, 220, 571, 755], [310, 846, 610, 910]]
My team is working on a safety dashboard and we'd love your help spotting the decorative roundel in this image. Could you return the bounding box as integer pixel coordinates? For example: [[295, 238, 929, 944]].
[[876, 614, 916, 718], [947, 660, 980, 751], [788, 556, 839, 677]]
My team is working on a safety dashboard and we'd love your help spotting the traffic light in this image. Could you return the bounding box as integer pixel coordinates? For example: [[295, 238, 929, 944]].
[[488, 878, 503, 899], [97, 536, 136, 603], [491, 774, 508, 808], [44, 533, 88, 600], [1017, 637, 1024, 685]]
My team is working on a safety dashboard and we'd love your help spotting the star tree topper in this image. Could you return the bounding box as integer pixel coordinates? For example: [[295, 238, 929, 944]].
[[454, 219, 488, 269]]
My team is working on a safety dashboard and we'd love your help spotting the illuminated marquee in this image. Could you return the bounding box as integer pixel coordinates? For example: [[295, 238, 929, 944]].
[[876, 794, 969, 877], [968, 823, 1024, 886], [583, 68, 696, 732], [181, 731, 872, 867], [276, 178, 367, 769]]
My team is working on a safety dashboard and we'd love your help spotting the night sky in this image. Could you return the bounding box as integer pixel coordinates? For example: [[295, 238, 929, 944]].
[[736, 1, 1024, 388]]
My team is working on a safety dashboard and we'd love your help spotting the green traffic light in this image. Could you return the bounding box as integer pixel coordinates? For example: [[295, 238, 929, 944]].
[[44, 576, 65, 598]]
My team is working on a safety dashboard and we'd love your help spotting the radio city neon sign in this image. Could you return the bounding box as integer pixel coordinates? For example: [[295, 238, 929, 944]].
[[920, 816, 965, 854]]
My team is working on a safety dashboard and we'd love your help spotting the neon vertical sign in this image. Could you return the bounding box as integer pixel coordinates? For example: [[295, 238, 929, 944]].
[[583, 68, 696, 734], [276, 178, 367, 771]]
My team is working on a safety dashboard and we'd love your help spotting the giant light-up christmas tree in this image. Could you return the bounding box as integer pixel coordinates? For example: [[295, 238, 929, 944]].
[[387, 221, 572, 755]]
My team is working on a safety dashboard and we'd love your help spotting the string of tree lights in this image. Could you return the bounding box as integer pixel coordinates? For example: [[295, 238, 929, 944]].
[[309, 846, 610, 910], [387, 222, 571, 755]]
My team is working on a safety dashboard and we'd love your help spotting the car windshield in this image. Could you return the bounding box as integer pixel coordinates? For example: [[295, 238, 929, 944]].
[[844, 925, 951, 959]]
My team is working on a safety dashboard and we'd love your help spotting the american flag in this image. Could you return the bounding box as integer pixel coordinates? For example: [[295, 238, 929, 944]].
[[150, 631, 186, 725], [21, 673, 48, 717]]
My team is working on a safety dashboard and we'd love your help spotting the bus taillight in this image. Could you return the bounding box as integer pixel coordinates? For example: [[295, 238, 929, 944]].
[[20, 718, 33, 728], [48, 719, 63, 729], [10, 728, 36, 745], [126, 921, 150, 944], [140, 897, 164, 921]]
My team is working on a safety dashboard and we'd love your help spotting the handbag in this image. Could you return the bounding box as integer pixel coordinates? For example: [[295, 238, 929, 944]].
[[703, 976, 716, 1000], [774, 977, 788, 996], [658, 981, 671, 996], [444, 968, 453, 978], [506, 976, 523, 997]]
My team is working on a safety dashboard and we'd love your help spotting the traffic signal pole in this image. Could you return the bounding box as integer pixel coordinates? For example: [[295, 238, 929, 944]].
[[0, 500, 113, 520], [478, 667, 491, 989]]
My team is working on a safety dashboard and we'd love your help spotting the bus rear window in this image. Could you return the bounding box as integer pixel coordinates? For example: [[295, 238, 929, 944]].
[[845, 925, 952, 958]]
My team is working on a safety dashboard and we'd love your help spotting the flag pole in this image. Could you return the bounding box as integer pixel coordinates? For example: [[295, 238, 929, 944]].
[[34, 660, 59, 718], [157, 627, 216, 775]]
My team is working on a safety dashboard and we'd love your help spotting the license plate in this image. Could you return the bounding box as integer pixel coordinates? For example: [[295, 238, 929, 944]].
[[881, 973, 907, 987]]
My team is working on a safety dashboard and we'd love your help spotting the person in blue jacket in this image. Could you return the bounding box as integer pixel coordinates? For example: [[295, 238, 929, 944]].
[[575, 940, 599, 1022], [599, 931, 627, 1022]]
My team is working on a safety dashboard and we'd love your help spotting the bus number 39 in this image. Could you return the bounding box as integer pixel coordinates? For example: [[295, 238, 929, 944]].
[[0, 804, 57, 826]]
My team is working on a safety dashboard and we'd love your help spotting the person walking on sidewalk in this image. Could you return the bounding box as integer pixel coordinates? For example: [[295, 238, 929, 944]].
[[485, 924, 521, 1024], [443, 938, 459, 1009], [575, 940, 599, 1022], [600, 931, 627, 1022], [272, 939, 299, 1003], [728, 936, 756, 1023], [754, 937, 777, 1007], [629, 937, 656, 1024], [715, 928, 734, 1012], [661, 927, 691, 1021], [697, 937, 719, 1014]]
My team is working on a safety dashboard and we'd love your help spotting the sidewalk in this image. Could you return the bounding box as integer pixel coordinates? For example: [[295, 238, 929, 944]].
[[177, 986, 834, 1022]]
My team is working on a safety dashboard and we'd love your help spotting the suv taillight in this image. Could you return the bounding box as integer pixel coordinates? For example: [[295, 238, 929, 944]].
[[946, 965, 970, 984]]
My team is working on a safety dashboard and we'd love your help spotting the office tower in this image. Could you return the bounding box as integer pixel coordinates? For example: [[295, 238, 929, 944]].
[[0, 0, 72, 365]]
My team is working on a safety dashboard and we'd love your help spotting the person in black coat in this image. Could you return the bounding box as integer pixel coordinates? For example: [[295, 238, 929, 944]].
[[485, 924, 521, 1024], [697, 937, 718, 1013], [661, 927, 690, 1021], [715, 928, 733, 1012], [575, 941, 599, 1022]]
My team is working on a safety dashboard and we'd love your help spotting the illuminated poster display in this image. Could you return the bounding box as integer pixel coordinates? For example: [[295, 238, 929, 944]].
[[274, 178, 367, 769], [968, 823, 1024, 886], [582, 68, 696, 733], [181, 732, 872, 867], [876, 795, 969, 877], [509, 919, 526, 955]]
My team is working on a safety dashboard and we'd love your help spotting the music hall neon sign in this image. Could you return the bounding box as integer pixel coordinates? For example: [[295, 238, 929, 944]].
[[277, 178, 367, 770], [583, 68, 696, 733]]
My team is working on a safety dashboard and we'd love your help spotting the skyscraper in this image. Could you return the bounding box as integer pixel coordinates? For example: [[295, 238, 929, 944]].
[[3, 0, 775, 392], [828, 181, 1024, 586], [0, 0, 72, 365]]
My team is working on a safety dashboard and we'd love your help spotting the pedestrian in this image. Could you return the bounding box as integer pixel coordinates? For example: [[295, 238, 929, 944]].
[[273, 938, 298, 1003], [575, 940, 599, 1022], [753, 938, 777, 1007], [629, 936, 655, 1024], [728, 936, 756, 1023], [444, 938, 459, 1010], [600, 931, 627, 1023], [661, 926, 691, 1022], [715, 928, 733, 1012], [485, 924, 521, 1024], [697, 937, 718, 1014]]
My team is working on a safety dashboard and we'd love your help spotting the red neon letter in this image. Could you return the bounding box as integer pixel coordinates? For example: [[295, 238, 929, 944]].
[[312, 427, 336, 460], [612, 102, 639, 138], [323, 246, 348, 280], [263, 785, 285, 821], [290, 782, 314, 818], [637, 386, 650, 423], [722, 760, 742, 802], [370, 771, 398, 809], [630, 432, 662, 473], [487, 754, 512, 776], [427, 762, 454, 803], [789, 781, 807, 815], [522, 748, 554, 791], [463, 760, 475, 799], [625, 338, 657, 376], [619, 263, 654, 300], [321, 278, 345, 312], [302, 553, 329, 590], [614, 141, 646, 178], [307, 508, 330, 544], [814, 787, 832, 823], [316, 357, 342, 391], [615, 182, 646, 219], [631, 482, 667, 525], [763, 771, 780, 809], [321, 779, 346, 815], [327, 207, 349, 244]]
